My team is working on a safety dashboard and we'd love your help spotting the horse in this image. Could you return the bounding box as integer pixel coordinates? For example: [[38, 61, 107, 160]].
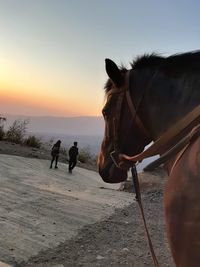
[[98, 51, 200, 267]]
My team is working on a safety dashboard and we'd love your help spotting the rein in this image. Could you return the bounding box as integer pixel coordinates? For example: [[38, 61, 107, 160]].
[[120, 104, 200, 167]]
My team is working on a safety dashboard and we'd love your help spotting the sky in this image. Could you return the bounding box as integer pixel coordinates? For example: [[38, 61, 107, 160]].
[[0, 0, 200, 117]]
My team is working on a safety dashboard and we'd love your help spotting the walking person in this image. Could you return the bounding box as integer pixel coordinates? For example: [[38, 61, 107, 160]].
[[68, 141, 79, 173], [50, 140, 61, 169]]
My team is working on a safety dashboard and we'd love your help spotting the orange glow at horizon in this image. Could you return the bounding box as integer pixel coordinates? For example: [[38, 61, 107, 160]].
[[0, 85, 102, 117], [0, 51, 104, 117]]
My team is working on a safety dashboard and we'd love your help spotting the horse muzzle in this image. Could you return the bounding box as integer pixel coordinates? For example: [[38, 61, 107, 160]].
[[98, 154, 128, 183]]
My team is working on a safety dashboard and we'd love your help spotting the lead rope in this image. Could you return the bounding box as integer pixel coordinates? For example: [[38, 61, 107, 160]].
[[131, 165, 160, 267]]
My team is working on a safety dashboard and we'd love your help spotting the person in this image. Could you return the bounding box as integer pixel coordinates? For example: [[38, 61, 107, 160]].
[[50, 140, 61, 169], [68, 141, 79, 173]]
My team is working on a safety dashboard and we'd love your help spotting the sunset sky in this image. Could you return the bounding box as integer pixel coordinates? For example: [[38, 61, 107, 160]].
[[1, 0, 200, 117]]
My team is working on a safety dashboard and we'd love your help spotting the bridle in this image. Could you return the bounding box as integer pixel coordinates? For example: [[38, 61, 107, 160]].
[[106, 70, 160, 267], [107, 69, 150, 168], [107, 69, 200, 173]]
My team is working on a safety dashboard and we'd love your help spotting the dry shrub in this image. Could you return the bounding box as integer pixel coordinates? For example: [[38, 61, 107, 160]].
[[0, 116, 6, 140], [24, 135, 42, 148], [6, 119, 29, 144], [78, 147, 93, 164]]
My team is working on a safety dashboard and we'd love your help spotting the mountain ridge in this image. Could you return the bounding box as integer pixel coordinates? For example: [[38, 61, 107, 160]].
[[3, 114, 104, 136]]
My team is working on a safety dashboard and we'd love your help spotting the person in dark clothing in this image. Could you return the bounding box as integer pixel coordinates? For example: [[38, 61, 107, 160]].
[[50, 140, 61, 169], [68, 141, 79, 173]]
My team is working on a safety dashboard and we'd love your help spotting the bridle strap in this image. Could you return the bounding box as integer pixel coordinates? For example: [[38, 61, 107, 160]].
[[125, 69, 160, 143], [125, 90, 149, 139], [124, 70, 149, 140], [113, 92, 124, 151], [168, 124, 200, 174], [110, 71, 149, 142], [144, 124, 200, 172], [120, 103, 200, 164], [108, 70, 149, 153]]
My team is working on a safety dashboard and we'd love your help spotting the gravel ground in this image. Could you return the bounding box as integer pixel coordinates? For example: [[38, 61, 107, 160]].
[[18, 190, 174, 267]]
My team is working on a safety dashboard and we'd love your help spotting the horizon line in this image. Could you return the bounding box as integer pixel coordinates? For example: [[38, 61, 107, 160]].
[[1, 113, 103, 119]]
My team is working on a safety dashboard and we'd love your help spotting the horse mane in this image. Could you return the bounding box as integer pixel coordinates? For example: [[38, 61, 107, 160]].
[[104, 50, 200, 93], [131, 53, 164, 69], [132, 50, 200, 72]]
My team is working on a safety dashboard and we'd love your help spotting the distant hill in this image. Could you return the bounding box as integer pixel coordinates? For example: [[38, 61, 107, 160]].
[[3, 114, 104, 136]]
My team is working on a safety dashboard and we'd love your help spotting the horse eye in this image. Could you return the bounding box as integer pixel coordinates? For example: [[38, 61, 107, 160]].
[[102, 108, 108, 118], [102, 109, 107, 117]]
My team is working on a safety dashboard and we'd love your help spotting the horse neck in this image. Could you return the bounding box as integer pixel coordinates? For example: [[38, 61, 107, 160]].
[[131, 68, 200, 140]]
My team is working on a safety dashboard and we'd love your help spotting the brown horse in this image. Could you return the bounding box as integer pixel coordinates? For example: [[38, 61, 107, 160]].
[[98, 51, 200, 267]]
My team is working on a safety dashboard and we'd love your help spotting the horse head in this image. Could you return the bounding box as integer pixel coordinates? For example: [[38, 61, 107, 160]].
[[99, 52, 200, 266], [98, 59, 151, 183]]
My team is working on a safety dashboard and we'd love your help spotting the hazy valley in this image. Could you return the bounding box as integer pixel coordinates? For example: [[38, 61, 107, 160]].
[[3, 114, 157, 171]]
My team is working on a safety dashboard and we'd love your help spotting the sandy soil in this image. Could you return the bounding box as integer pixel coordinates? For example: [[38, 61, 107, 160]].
[[19, 192, 174, 267], [1, 141, 174, 267]]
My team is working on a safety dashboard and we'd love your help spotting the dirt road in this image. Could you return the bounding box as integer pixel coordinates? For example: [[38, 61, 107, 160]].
[[0, 154, 134, 266], [19, 191, 174, 267]]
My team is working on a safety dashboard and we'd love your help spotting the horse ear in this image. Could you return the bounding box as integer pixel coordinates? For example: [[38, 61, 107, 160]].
[[105, 58, 123, 86]]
